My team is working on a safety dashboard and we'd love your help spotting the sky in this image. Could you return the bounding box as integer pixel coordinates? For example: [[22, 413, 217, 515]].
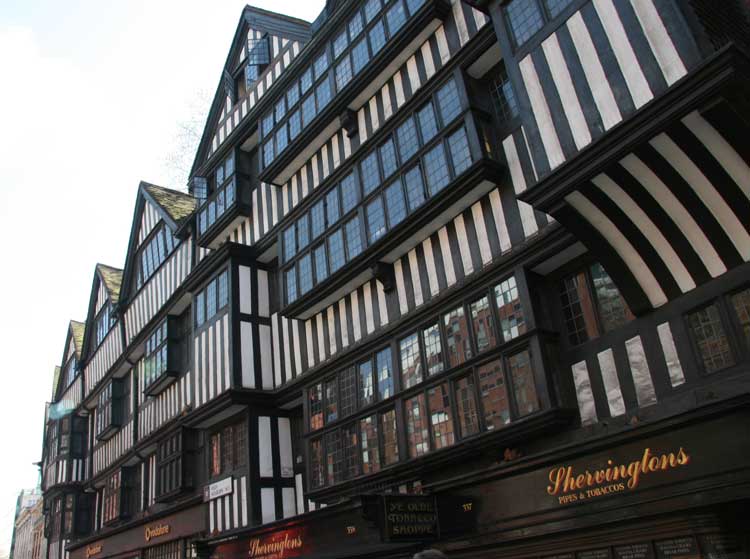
[[0, 0, 324, 555]]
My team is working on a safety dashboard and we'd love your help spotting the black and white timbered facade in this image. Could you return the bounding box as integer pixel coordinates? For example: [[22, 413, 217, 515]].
[[38, 2, 750, 559]]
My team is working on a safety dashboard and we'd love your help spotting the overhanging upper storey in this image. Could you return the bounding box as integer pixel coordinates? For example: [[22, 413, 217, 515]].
[[257, 0, 452, 186], [520, 46, 750, 315]]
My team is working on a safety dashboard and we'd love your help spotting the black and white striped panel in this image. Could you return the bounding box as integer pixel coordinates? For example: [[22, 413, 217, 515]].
[[65, 335, 76, 361], [137, 371, 192, 440], [271, 181, 538, 384], [208, 475, 250, 533], [565, 108, 750, 309], [124, 239, 192, 344], [257, 416, 296, 524], [137, 201, 161, 247], [94, 280, 108, 315], [144, 454, 157, 509], [193, 314, 231, 408], [515, 0, 693, 178], [210, 35, 303, 156], [570, 321, 691, 426], [238, 265, 274, 390], [197, 246, 212, 264], [70, 458, 86, 483], [230, 6, 489, 247], [59, 377, 82, 412], [92, 420, 134, 476], [84, 323, 123, 396]]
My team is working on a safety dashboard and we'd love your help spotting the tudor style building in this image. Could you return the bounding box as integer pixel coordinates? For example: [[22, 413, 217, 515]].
[[38, 1, 750, 559]]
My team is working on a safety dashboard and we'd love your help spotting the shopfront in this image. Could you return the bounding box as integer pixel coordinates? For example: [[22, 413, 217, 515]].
[[433, 398, 750, 559], [68, 506, 206, 559]]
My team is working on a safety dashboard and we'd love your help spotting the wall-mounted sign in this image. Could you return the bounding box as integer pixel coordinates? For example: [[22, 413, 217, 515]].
[[654, 537, 700, 559], [382, 495, 438, 540], [85, 544, 102, 559], [144, 523, 171, 542], [247, 529, 305, 559], [547, 447, 690, 505], [204, 477, 234, 501]]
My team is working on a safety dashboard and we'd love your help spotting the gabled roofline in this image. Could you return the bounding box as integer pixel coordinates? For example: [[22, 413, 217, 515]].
[[80, 264, 123, 363], [53, 320, 85, 401], [189, 5, 313, 180]]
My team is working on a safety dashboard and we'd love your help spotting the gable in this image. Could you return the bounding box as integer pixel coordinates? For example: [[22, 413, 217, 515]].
[[137, 198, 162, 249]]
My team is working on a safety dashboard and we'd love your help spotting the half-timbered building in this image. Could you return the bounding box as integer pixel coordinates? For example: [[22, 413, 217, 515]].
[[38, 1, 750, 559]]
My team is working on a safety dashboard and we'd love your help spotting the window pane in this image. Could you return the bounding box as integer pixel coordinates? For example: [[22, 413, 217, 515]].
[[423, 143, 450, 195], [287, 84, 300, 107], [560, 271, 599, 345], [381, 409, 399, 465], [376, 347, 393, 400], [361, 152, 381, 195], [399, 333, 423, 389], [218, 270, 229, 309], [314, 244, 328, 283], [365, 0, 381, 23], [351, 38, 370, 75], [283, 226, 296, 262], [311, 201, 325, 239], [470, 296, 497, 353], [422, 323, 444, 376], [286, 267, 297, 303], [325, 430, 342, 485], [349, 12, 364, 38], [379, 139, 399, 179], [206, 280, 217, 319], [437, 79, 462, 124], [325, 379, 338, 423], [506, 0, 544, 46], [340, 367, 357, 417], [360, 415, 380, 474], [490, 65, 519, 123], [495, 276, 526, 341], [333, 30, 348, 59], [342, 424, 360, 480], [328, 230, 346, 272], [297, 214, 310, 250], [448, 127, 472, 175], [455, 375, 479, 438], [326, 187, 340, 225], [386, 1, 407, 34], [369, 21, 387, 54], [688, 304, 735, 374], [314, 52, 329, 80], [275, 98, 286, 122], [444, 306, 472, 368], [590, 263, 634, 333], [405, 393, 429, 458], [345, 216, 364, 259], [417, 103, 438, 142], [309, 438, 326, 490], [385, 179, 407, 227], [403, 165, 426, 210], [366, 197, 387, 243], [302, 95, 316, 126], [508, 349, 540, 416], [341, 172, 359, 214], [396, 117, 419, 162], [316, 78, 332, 109], [299, 255, 313, 295], [544, 0, 572, 18], [478, 359, 510, 429], [731, 288, 750, 347], [359, 360, 375, 407], [310, 383, 323, 430], [428, 383, 455, 450], [289, 110, 301, 139]]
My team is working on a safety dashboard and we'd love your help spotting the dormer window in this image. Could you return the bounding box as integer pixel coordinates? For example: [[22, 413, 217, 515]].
[[235, 35, 269, 100], [136, 225, 177, 290], [95, 378, 127, 440], [95, 304, 115, 346]]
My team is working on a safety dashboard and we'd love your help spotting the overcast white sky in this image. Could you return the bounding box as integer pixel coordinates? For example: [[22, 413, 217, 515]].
[[0, 1, 324, 555]]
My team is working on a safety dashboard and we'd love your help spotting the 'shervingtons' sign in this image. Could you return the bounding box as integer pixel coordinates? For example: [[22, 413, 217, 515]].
[[547, 447, 690, 504]]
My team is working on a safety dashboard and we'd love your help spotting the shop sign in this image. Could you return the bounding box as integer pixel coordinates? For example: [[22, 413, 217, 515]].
[[247, 529, 304, 559], [144, 523, 171, 542], [85, 544, 102, 559], [547, 447, 690, 505], [204, 477, 233, 501], [654, 537, 700, 559], [613, 543, 654, 559], [382, 495, 438, 540]]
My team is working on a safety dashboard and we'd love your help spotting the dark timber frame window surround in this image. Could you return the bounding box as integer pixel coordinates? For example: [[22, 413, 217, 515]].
[[136, 224, 178, 290], [304, 274, 545, 491], [94, 303, 115, 347], [208, 417, 249, 479], [280, 74, 488, 307], [194, 268, 230, 330], [198, 151, 237, 235], [102, 470, 121, 525], [63, 355, 78, 389], [141, 313, 188, 396], [502, 0, 575, 49], [235, 35, 270, 101], [156, 428, 196, 502], [95, 377, 127, 441], [685, 285, 750, 375]]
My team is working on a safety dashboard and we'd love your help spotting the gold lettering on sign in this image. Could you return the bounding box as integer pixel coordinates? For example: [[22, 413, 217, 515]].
[[85, 545, 102, 559], [248, 531, 303, 559], [144, 524, 171, 542], [547, 447, 690, 504]]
